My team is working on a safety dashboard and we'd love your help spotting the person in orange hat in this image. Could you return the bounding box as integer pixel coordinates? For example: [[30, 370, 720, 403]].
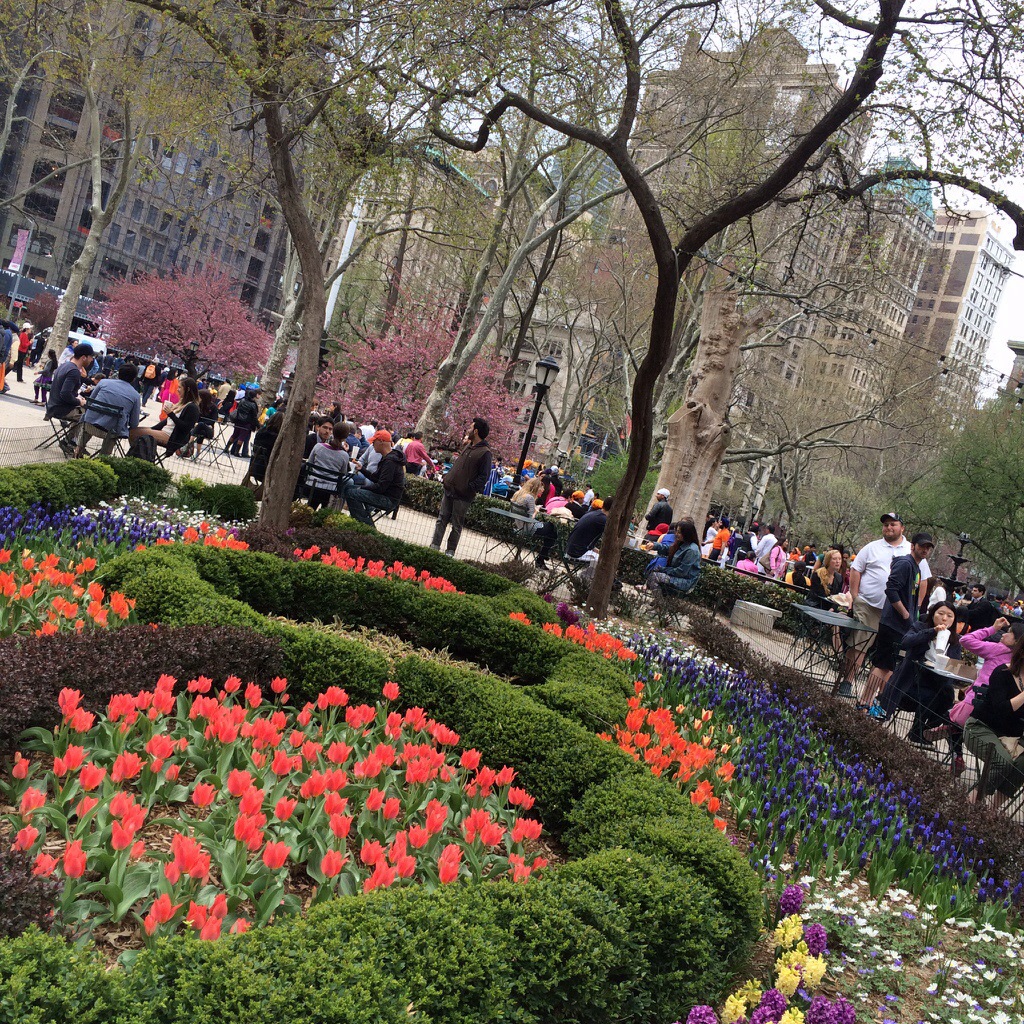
[[342, 429, 407, 527]]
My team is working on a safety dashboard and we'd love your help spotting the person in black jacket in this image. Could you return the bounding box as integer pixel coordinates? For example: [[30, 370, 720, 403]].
[[959, 583, 999, 633], [225, 388, 260, 457], [343, 430, 406, 527], [964, 635, 1024, 808], [129, 376, 200, 457], [247, 412, 283, 485]]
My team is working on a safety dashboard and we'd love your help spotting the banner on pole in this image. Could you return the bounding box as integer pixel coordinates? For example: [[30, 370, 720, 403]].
[[8, 229, 30, 274]]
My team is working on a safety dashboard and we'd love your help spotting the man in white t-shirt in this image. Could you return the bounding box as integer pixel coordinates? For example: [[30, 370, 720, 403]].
[[753, 523, 778, 574], [840, 512, 930, 700]]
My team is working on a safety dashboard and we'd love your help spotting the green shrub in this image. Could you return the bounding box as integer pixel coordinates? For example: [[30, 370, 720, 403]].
[[199, 483, 257, 521], [0, 928, 121, 1023], [0, 460, 123, 512], [97, 456, 172, 501], [175, 475, 208, 509]]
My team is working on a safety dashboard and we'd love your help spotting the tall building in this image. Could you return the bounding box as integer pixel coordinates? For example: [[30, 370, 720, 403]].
[[905, 210, 1014, 403], [0, 27, 289, 322]]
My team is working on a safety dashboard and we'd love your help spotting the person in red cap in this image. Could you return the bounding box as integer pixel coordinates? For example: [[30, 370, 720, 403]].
[[430, 417, 492, 557], [342, 429, 407, 527]]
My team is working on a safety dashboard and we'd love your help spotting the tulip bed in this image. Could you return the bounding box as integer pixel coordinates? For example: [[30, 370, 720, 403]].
[[0, 510, 762, 1023]]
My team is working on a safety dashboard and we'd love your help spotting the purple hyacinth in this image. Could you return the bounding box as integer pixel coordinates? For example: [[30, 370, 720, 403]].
[[686, 1007, 719, 1024], [804, 997, 834, 1024], [804, 922, 828, 956], [779, 885, 805, 916]]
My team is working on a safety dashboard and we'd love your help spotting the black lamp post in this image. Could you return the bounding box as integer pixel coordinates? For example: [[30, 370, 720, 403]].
[[513, 355, 560, 486], [188, 338, 200, 378], [948, 532, 971, 584]]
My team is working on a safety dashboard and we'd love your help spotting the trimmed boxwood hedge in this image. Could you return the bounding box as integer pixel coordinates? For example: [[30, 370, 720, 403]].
[[0, 458, 170, 512], [4, 545, 761, 1022]]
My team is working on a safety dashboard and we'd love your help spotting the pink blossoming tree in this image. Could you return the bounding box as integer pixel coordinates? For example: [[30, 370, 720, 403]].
[[100, 270, 273, 380], [320, 308, 522, 458]]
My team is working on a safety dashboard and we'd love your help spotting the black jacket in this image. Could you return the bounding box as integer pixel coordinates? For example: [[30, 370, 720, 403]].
[[365, 447, 407, 503], [233, 397, 260, 431], [880, 554, 923, 635], [972, 665, 1024, 737], [566, 509, 607, 558], [645, 500, 673, 531]]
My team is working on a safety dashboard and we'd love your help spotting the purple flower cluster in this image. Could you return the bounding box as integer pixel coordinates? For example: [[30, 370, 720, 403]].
[[750, 989, 788, 1024], [0, 503, 178, 551], [631, 640, 1024, 907], [555, 601, 581, 627], [779, 884, 805, 915], [803, 922, 828, 957], [805, 996, 855, 1024], [686, 1006, 719, 1024]]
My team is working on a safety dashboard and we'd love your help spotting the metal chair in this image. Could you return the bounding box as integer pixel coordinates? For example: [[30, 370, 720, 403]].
[[75, 398, 132, 459], [37, 408, 80, 456]]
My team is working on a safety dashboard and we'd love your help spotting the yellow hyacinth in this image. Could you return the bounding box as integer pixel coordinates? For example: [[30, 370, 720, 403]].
[[772, 913, 804, 950], [721, 995, 747, 1024], [802, 955, 827, 990], [776, 964, 801, 998], [779, 1009, 805, 1024], [735, 980, 762, 1009]]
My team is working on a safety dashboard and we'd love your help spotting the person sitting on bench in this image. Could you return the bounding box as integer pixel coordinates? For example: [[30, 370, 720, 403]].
[[129, 376, 200, 458], [646, 520, 701, 597], [343, 430, 406, 528]]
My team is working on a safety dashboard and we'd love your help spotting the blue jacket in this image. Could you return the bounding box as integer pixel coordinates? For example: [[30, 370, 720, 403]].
[[658, 542, 701, 594]]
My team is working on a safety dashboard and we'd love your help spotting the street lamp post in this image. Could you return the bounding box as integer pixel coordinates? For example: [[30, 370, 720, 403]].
[[188, 338, 200, 379], [512, 354, 560, 486]]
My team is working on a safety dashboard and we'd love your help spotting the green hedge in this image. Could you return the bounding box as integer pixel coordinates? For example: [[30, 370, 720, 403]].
[[175, 478, 258, 521], [0, 460, 118, 510], [8, 544, 762, 1022], [96, 457, 172, 502]]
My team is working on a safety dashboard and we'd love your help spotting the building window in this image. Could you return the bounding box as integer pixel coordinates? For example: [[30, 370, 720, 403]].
[[153, 242, 165, 263], [138, 236, 150, 258], [131, 199, 144, 221], [146, 205, 158, 226], [124, 229, 136, 253]]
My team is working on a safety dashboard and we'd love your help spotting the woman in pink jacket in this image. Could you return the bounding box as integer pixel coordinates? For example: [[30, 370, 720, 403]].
[[956, 617, 1024, 719], [770, 539, 789, 579]]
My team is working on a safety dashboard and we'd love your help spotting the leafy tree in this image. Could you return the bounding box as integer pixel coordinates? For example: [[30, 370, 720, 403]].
[[908, 398, 1024, 589], [101, 269, 273, 379], [25, 292, 58, 331], [318, 308, 521, 456]]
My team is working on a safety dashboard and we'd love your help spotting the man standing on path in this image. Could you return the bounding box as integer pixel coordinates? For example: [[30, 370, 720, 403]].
[[430, 417, 492, 557], [862, 532, 936, 715], [753, 522, 778, 574], [842, 512, 929, 702]]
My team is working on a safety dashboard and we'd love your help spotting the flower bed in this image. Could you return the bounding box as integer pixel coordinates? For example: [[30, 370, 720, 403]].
[[5, 677, 546, 946], [625, 628, 1024, 916], [294, 544, 460, 592], [0, 541, 762, 1022]]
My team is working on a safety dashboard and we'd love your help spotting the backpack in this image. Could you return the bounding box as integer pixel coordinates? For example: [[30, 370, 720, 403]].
[[144, 363, 157, 380], [127, 434, 158, 462]]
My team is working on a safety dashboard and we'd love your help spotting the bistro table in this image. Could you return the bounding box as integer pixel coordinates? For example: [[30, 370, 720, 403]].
[[485, 507, 546, 561], [790, 604, 877, 691]]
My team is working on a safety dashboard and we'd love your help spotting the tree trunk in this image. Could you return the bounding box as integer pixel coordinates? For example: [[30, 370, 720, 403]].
[[262, 242, 302, 404], [587, 266, 679, 616], [655, 290, 750, 523], [380, 180, 419, 333], [48, 216, 108, 352], [258, 102, 328, 531]]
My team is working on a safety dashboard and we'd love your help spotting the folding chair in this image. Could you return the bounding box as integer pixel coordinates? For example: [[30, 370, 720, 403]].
[[37, 409, 80, 457], [75, 398, 132, 459], [188, 418, 231, 470], [368, 502, 400, 527]]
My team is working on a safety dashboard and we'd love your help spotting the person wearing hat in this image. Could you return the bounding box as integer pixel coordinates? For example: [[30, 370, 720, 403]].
[[861, 531, 935, 714], [343, 429, 407, 527], [225, 387, 260, 458], [645, 488, 674, 533], [565, 491, 587, 519], [840, 512, 929, 702], [430, 417, 492, 557]]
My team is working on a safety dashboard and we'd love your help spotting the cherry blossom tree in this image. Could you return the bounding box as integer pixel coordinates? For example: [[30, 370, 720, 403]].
[[321, 309, 521, 458], [101, 269, 272, 379], [25, 292, 59, 331]]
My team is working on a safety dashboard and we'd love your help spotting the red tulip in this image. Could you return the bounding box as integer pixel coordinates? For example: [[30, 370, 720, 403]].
[[192, 782, 217, 808], [365, 787, 385, 812], [407, 824, 429, 849], [360, 839, 384, 865], [144, 893, 181, 934], [382, 797, 401, 820], [507, 786, 535, 809], [13, 825, 38, 851], [230, 917, 251, 934], [79, 762, 106, 790], [326, 741, 352, 765], [244, 683, 262, 708], [58, 687, 82, 718], [111, 752, 144, 782], [274, 797, 297, 821], [329, 813, 352, 839], [437, 843, 462, 884], [511, 818, 542, 843], [270, 676, 288, 694], [210, 893, 229, 919], [68, 708, 95, 733], [459, 749, 481, 771], [63, 839, 87, 878], [425, 799, 448, 834], [146, 734, 175, 760], [75, 795, 99, 819], [11, 753, 29, 779], [200, 916, 223, 941], [261, 841, 291, 870], [323, 792, 347, 816], [33, 852, 58, 876], [19, 787, 46, 819], [111, 820, 138, 850], [382, 681, 400, 701], [321, 849, 346, 878], [239, 787, 265, 816], [226, 769, 253, 796], [363, 861, 397, 892]]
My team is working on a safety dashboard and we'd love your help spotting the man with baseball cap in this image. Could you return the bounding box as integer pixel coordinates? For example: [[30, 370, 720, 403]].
[[342, 429, 407, 528], [840, 512, 930, 701], [645, 488, 673, 533], [863, 531, 936, 714]]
